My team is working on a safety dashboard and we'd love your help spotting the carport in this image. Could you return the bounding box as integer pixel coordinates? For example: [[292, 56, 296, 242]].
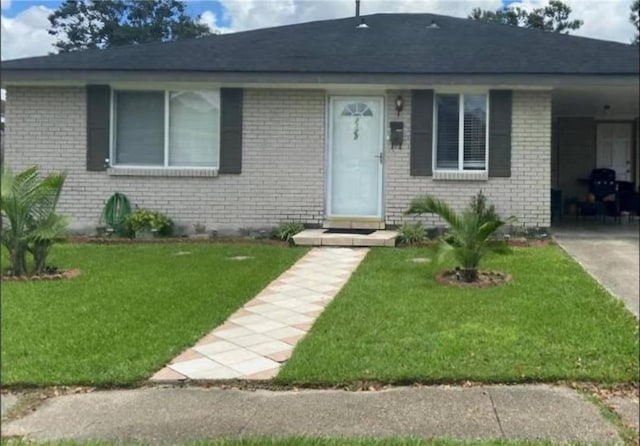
[[551, 83, 640, 221]]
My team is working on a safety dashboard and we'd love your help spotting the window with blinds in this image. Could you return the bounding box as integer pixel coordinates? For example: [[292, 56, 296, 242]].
[[113, 89, 220, 168], [463, 95, 487, 170], [434, 93, 487, 171], [436, 95, 459, 169]]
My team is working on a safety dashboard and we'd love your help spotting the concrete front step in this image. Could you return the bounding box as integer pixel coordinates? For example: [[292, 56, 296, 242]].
[[293, 229, 397, 247], [322, 219, 385, 230]]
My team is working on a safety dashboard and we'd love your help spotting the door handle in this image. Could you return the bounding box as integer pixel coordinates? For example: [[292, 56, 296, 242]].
[[374, 152, 383, 164]]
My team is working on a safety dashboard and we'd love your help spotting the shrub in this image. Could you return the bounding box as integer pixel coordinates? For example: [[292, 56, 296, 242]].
[[396, 222, 426, 245], [406, 191, 515, 283], [1, 166, 69, 276], [193, 222, 207, 234], [101, 192, 132, 236], [273, 222, 305, 244], [126, 209, 173, 237]]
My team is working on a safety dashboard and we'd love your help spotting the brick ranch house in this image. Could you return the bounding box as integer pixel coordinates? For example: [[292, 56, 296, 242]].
[[1, 13, 638, 235]]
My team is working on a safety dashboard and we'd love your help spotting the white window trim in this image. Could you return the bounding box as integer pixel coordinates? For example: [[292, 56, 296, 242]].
[[432, 92, 490, 173], [109, 88, 221, 170]]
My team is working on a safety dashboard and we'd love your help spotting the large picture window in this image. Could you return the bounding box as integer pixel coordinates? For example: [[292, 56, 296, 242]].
[[435, 93, 488, 171], [113, 90, 220, 168]]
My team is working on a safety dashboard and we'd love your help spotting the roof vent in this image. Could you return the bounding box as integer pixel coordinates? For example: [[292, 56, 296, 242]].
[[356, 18, 369, 29], [426, 21, 439, 29]]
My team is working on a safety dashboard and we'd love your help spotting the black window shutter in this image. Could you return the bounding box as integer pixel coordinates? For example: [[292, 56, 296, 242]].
[[219, 88, 243, 174], [410, 90, 434, 176], [488, 90, 512, 178], [86, 85, 111, 171]]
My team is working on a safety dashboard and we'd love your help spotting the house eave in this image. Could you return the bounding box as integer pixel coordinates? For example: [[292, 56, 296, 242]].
[[1, 70, 638, 89]]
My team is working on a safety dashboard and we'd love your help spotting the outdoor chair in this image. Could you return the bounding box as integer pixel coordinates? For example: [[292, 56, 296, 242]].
[[618, 182, 640, 222], [578, 168, 620, 222]]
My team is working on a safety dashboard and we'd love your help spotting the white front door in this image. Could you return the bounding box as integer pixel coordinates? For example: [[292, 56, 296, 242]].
[[597, 123, 633, 181], [328, 96, 384, 218]]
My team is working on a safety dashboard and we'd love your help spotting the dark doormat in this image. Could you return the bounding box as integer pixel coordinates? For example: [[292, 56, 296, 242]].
[[323, 228, 376, 235]]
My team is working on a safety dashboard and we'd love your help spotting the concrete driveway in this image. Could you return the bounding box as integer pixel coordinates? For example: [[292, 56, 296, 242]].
[[553, 221, 639, 318]]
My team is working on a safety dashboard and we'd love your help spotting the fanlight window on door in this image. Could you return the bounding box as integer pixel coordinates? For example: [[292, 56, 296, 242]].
[[341, 102, 374, 117]]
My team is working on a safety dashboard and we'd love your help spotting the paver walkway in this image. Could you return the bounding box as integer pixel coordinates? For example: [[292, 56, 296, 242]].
[[152, 247, 368, 381]]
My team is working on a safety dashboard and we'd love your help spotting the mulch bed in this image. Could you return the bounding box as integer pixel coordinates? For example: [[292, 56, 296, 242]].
[[65, 236, 288, 246], [436, 270, 512, 288], [397, 239, 553, 249], [507, 239, 553, 247], [64, 235, 552, 248], [1, 269, 81, 282]]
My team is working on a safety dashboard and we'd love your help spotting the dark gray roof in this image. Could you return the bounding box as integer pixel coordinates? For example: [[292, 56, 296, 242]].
[[2, 13, 638, 75]]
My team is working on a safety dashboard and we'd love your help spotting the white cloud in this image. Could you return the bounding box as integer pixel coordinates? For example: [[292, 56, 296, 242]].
[[1, 5, 56, 60], [216, 0, 504, 32], [508, 0, 636, 43], [568, 0, 636, 43], [198, 10, 228, 33], [1, 0, 11, 10], [216, 0, 635, 43]]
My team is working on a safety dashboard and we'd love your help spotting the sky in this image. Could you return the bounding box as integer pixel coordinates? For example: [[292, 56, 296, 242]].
[[0, 0, 637, 61]]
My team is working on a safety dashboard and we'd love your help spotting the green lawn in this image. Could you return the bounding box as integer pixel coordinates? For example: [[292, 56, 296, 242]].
[[278, 246, 639, 385], [1, 243, 307, 387]]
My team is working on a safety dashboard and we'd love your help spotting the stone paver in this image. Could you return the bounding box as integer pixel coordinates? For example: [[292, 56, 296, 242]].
[[2, 385, 620, 443], [151, 247, 368, 381]]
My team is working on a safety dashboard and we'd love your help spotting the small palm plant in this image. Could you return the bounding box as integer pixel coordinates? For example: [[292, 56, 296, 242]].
[[405, 191, 514, 283], [29, 173, 68, 275], [1, 166, 68, 276]]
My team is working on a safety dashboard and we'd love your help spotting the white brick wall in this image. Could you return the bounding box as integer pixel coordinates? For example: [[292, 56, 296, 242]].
[[383, 90, 551, 228], [4, 86, 551, 234], [4, 87, 326, 234]]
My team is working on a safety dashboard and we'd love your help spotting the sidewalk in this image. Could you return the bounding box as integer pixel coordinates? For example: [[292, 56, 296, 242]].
[[2, 385, 629, 443]]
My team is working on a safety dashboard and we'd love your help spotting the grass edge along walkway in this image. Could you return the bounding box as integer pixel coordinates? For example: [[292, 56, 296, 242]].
[[1, 243, 308, 387], [278, 245, 639, 385]]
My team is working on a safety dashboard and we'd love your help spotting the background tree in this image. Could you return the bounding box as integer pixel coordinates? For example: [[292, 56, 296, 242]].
[[48, 0, 210, 53], [469, 0, 583, 34], [631, 0, 640, 44]]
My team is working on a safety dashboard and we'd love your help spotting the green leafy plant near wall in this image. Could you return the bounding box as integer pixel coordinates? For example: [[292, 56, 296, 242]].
[[396, 222, 426, 246], [101, 192, 132, 236], [1, 166, 69, 276], [126, 208, 173, 237], [273, 222, 305, 245]]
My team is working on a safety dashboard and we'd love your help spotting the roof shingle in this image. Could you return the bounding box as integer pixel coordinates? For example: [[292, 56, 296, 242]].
[[2, 13, 638, 75]]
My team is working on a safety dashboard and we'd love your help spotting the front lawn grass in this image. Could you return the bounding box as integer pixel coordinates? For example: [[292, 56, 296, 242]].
[[278, 246, 639, 385], [1, 243, 306, 387]]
